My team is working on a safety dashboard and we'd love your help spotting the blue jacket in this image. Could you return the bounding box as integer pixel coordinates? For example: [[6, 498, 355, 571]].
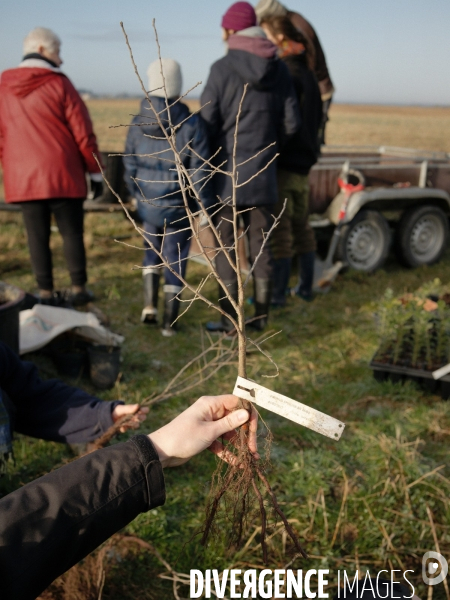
[[123, 97, 213, 228]]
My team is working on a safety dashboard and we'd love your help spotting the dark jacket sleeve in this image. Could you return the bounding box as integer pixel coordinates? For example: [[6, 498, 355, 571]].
[[123, 120, 140, 198], [0, 435, 165, 600], [278, 56, 322, 173], [0, 343, 120, 444], [200, 64, 223, 149], [189, 115, 215, 210], [279, 61, 301, 146]]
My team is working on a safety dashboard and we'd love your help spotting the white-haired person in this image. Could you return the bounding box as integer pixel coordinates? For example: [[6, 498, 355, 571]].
[[123, 58, 213, 336], [0, 27, 102, 306]]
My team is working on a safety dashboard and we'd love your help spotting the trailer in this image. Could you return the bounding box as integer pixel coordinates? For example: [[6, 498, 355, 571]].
[[308, 145, 450, 272], [2, 145, 449, 275]]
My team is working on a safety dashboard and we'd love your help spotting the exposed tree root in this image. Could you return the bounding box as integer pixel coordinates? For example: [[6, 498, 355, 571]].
[[201, 408, 308, 564]]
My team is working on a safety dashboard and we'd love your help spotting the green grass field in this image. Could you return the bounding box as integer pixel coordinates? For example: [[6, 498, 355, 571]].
[[0, 101, 450, 599]]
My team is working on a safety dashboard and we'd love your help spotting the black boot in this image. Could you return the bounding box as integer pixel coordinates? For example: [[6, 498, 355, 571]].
[[249, 278, 272, 331], [271, 257, 291, 308], [141, 270, 160, 324], [206, 280, 238, 333], [162, 285, 182, 337], [296, 251, 315, 302]]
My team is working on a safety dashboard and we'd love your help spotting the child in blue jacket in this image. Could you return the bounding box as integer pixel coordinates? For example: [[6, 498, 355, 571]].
[[123, 59, 213, 336]]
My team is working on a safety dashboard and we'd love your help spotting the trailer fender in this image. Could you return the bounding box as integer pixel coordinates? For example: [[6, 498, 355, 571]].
[[339, 187, 450, 225]]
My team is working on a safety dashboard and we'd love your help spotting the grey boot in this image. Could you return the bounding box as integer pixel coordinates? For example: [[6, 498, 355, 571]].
[[249, 278, 272, 331], [206, 280, 238, 333], [162, 284, 182, 337], [141, 269, 160, 324]]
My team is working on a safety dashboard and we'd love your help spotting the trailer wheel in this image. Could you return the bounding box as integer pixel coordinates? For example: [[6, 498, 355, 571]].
[[396, 205, 449, 267], [338, 210, 390, 272]]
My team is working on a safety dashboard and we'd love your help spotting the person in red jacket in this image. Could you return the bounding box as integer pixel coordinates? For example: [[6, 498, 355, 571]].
[[0, 27, 102, 306]]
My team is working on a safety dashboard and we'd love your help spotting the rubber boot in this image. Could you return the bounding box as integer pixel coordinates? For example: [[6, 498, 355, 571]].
[[270, 257, 292, 308], [206, 280, 238, 333], [296, 251, 315, 302], [162, 285, 182, 337], [249, 278, 272, 331], [141, 269, 160, 324]]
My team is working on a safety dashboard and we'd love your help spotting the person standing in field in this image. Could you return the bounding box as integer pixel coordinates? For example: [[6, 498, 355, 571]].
[[200, 1, 299, 333], [123, 59, 213, 337], [255, 0, 334, 145], [0, 27, 102, 306], [260, 15, 322, 304]]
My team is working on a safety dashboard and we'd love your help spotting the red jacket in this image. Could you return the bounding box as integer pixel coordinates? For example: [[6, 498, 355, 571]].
[[0, 65, 100, 203]]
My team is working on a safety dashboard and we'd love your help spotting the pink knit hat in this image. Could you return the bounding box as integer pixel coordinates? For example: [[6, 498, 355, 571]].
[[221, 2, 257, 31]]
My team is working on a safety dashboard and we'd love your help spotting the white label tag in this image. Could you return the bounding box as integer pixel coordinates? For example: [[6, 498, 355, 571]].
[[432, 363, 450, 380], [233, 376, 345, 441]]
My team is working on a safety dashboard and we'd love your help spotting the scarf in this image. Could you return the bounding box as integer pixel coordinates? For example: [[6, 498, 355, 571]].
[[278, 39, 306, 58], [228, 30, 278, 59], [22, 52, 59, 69], [0, 390, 13, 475]]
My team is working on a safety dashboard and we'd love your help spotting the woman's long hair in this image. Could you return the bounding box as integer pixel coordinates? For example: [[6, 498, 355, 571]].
[[260, 15, 314, 70]]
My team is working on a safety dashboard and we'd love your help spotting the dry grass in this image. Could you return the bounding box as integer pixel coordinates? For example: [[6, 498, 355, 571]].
[[2, 99, 450, 599]]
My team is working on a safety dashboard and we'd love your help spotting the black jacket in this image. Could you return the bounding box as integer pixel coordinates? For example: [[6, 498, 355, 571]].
[[201, 41, 300, 207], [123, 97, 214, 228], [277, 54, 322, 175], [0, 434, 165, 599], [0, 342, 120, 445]]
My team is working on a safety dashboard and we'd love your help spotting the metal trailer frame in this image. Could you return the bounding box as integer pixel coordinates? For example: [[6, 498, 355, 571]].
[[308, 145, 450, 272]]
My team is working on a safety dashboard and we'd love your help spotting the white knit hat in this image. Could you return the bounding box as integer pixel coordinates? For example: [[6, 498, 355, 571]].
[[147, 58, 182, 99], [254, 0, 287, 21]]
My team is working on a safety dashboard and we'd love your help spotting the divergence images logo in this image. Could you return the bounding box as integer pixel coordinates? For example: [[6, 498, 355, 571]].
[[423, 552, 448, 586]]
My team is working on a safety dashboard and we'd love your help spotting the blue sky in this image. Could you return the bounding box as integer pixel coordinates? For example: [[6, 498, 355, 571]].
[[1, 0, 449, 105]]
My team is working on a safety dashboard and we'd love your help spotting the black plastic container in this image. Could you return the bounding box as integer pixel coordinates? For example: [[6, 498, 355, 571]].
[[88, 345, 121, 389], [48, 335, 89, 378], [370, 359, 450, 399], [0, 282, 25, 353]]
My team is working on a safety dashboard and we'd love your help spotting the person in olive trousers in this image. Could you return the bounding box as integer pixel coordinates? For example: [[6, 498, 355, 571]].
[[260, 15, 322, 304]]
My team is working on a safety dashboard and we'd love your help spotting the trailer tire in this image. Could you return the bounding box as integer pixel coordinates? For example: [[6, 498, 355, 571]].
[[338, 210, 390, 272], [396, 205, 449, 268]]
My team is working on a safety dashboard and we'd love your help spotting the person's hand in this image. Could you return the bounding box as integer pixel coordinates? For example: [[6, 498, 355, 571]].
[[112, 404, 149, 433], [90, 178, 103, 199], [148, 394, 258, 468]]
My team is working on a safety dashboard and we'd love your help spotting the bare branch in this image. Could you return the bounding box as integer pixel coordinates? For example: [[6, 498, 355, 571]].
[[243, 199, 287, 287], [246, 331, 281, 378]]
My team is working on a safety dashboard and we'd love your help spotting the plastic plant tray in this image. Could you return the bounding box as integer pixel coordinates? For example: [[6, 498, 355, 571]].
[[370, 359, 450, 399]]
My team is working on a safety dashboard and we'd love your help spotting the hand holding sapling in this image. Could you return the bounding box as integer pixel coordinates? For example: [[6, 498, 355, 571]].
[[148, 394, 259, 468]]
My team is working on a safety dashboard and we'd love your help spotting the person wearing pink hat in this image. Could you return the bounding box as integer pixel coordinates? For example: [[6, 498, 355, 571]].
[[201, 1, 300, 333]]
